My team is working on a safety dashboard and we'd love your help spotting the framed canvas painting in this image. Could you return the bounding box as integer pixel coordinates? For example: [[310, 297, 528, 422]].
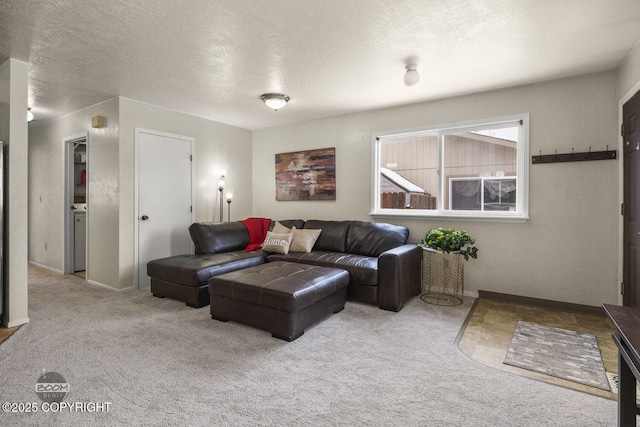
[[275, 147, 336, 201]]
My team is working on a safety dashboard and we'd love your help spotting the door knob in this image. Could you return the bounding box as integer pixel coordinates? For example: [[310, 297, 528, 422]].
[[141, 215, 149, 221]]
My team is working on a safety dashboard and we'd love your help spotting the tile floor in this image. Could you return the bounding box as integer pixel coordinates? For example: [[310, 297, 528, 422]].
[[457, 298, 618, 399]]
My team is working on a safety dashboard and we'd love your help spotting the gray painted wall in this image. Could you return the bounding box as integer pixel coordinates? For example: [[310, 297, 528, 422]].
[[252, 71, 620, 307], [25, 59, 640, 308], [28, 97, 252, 290]]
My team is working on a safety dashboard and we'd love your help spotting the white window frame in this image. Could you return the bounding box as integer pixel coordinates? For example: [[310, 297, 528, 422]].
[[370, 114, 530, 223]]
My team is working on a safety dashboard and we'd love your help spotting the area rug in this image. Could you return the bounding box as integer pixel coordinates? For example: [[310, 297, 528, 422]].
[[504, 321, 610, 390]]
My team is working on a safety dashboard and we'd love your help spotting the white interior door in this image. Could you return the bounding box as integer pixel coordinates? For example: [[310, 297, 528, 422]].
[[136, 129, 193, 288]]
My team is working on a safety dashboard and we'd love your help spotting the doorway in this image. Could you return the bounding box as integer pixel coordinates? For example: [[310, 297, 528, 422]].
[[63, 133, 88, 276], [135, 128, 193, 289], [623, 90, 640, 307]]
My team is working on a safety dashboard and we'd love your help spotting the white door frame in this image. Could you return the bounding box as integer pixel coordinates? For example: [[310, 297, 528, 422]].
[[63, 132, 88, 275], [134, 127, 195, 288]]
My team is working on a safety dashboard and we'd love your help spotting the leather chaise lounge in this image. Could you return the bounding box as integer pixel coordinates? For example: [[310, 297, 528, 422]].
[[147, 219, 421, 312], [147, 222, 266, 308]]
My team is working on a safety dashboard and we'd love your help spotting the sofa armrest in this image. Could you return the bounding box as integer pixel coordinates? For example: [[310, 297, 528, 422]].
[[377, 244, 422, 311]]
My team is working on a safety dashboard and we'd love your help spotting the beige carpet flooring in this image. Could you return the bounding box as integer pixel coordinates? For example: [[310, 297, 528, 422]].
[[0, 266, 616, 426]]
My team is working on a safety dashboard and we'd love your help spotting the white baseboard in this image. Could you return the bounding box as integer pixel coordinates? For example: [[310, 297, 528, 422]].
[[86, 280, 135, 293], [3, 317, 30, 327], [28, 261, 63, 275]]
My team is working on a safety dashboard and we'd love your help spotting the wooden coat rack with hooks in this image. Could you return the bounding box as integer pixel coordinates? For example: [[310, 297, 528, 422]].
[[531, 146, 616, 164]]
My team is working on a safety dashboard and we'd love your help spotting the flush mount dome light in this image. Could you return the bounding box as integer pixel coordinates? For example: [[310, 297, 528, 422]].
[[403, 64, 420, 86], [261, 93, 290, 111], [27, 107, 34, 122]]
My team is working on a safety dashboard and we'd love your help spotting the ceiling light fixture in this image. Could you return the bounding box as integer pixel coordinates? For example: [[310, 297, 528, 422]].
[[261, 93, 290, 111], [27, 107, 34, 122], [403, 64, 420, 86]]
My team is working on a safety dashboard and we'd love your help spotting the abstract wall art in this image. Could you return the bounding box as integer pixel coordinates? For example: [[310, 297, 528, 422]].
[[275, 147, 336, 201]]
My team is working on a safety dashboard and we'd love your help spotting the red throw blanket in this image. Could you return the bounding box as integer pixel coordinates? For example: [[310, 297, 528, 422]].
[[239, 217, 272, 251]]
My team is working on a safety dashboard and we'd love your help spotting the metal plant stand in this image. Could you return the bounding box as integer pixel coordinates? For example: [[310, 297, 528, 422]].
[[420, 248, 464, 306]]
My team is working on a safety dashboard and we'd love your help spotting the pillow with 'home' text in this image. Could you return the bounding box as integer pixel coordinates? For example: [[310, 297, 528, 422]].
[[261, 231, 293, 254], [271, 222, 321, 253]]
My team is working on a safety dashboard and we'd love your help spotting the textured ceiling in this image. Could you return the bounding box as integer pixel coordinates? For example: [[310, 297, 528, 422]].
[[2, 0, 640, 130]]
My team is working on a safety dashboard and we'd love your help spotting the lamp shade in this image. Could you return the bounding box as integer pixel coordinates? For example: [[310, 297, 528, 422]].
[[261, 93, 290, 110]]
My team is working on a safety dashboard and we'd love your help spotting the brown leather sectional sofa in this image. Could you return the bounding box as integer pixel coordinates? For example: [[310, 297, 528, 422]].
[[147, 219, 422, 311]]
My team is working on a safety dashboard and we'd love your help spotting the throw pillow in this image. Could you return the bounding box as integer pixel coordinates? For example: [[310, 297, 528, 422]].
[[272, 221, 291, 234], [289, 229, 322, 253], [261, 231, 293, 254]]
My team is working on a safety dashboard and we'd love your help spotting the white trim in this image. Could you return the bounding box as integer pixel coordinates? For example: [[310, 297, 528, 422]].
[[28, 261, 63, 275], [63, 132, 88, 275], [374, 114, 527, 140], [134, 128, 195, 289], [371, 114, 530, 222], [5, 317, 30, 328], [86, 280, 135, 293], [370, 212, 529, 223]]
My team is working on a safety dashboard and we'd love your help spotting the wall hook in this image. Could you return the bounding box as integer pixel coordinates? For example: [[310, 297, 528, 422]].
[[531, 145, 616, 164]]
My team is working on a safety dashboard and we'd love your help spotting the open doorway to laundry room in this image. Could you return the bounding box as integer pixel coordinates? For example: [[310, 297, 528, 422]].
[[63, 133, 88, 277]]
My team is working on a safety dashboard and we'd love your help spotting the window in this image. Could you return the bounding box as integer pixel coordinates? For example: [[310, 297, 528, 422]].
[[372, 114, 529, 222]]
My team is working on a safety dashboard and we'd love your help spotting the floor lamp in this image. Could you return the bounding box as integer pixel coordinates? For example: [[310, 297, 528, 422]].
[[226, 191, 233, 222], [217, 178, 225, 222]]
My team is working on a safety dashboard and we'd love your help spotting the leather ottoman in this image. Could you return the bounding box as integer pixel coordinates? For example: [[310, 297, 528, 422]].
[[209, 261, 349, 341]]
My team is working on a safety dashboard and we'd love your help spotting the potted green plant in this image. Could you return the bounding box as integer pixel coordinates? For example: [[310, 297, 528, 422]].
[[420, 227, 478, 261], [419, 227, 478, 306]]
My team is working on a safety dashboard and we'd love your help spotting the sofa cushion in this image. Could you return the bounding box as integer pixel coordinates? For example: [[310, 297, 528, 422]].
[[271, 221, 291, 234], [189, 222, 250, 254], [147, 252, 264, 286], [267, 251, 378, 286], [303, 220, 350, 253], [289, 228, 322, 253], [272, 221, 322, 253], [346, 221, 409, 257], [262, 231, 293, 254]]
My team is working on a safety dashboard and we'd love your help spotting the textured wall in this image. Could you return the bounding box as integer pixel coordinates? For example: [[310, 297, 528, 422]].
[[28, 98, 121, 289], [619, 42, 640, 99], [252, 71, 620, 307], [29, 97, 252, 290], [118, 98, 253, 288]]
